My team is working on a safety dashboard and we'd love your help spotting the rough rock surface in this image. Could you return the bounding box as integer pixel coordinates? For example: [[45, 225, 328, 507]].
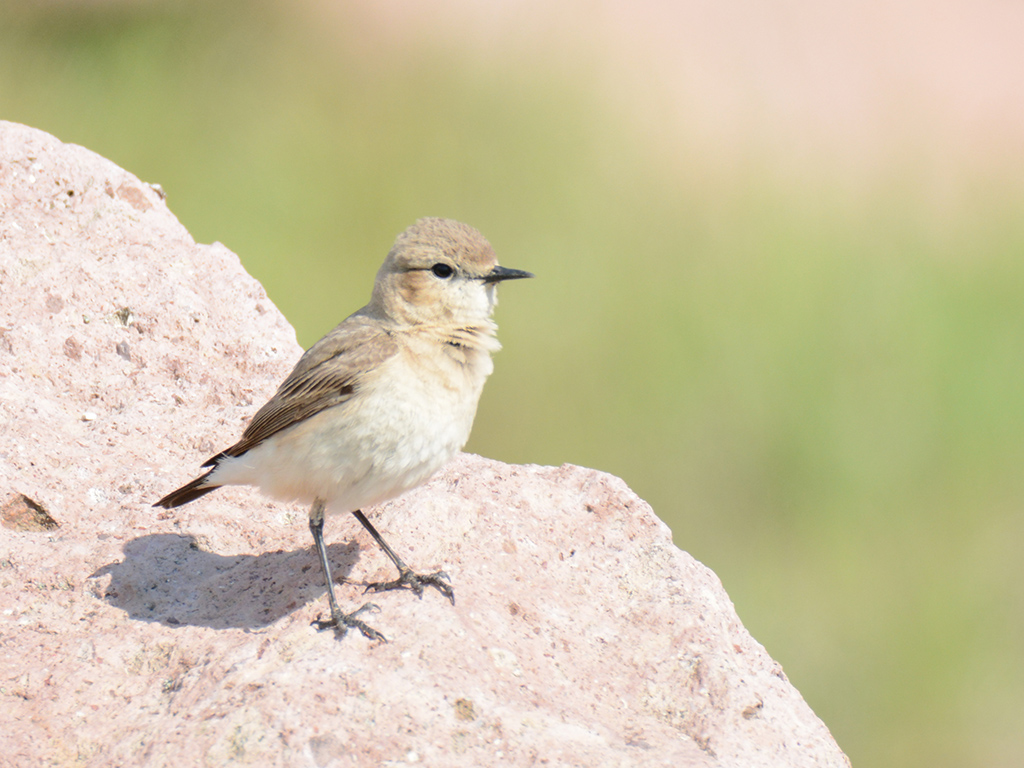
[[0, 121, 849, 767]]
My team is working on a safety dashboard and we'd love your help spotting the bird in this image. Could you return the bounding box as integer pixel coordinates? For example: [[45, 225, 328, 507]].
[[154, 218, 532, 641]]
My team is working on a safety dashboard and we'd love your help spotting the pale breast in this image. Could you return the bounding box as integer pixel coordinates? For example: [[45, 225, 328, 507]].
[[214, 334, 493, 513]]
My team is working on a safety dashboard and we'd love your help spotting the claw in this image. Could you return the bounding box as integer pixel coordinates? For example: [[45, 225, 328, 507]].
[[365, 567, 455, 606], [311, 602, 387, 642]]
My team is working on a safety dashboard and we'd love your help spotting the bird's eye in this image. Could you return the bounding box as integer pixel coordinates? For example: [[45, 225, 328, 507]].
[[431, 263, 454, 279]]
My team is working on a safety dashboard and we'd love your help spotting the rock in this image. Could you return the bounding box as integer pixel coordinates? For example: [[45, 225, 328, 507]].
[[0, 121, 849, 767]]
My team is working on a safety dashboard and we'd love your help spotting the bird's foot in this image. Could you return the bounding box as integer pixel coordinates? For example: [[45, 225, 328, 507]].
[[365, 567, 455, 605], [311, 602, 387, 642]]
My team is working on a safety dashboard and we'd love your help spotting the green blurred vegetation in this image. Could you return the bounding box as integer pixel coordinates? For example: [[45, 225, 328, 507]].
[[3, 2, 1023, 766]]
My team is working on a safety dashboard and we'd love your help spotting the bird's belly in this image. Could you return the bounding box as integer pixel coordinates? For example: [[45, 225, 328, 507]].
[[215, 368, 479, 513]]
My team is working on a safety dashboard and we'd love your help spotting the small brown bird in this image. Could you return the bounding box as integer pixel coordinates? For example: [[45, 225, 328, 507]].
[[155, 218, 532, 640]]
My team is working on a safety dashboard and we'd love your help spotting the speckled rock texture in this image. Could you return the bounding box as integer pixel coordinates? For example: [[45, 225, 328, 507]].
[[0, 121, 849, 767]]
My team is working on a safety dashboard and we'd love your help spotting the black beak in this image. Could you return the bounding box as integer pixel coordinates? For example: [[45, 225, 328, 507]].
[[483, 265, 535, 284]]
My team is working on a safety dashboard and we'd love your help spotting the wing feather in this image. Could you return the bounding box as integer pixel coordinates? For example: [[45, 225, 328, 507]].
[[203, 315, 397, 465]]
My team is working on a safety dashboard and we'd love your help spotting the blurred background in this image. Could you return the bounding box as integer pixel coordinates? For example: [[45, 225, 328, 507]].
[[3, 0, 1022, 764]]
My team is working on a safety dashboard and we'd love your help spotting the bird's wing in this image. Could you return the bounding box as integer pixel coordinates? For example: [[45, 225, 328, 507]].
[[204, 316, 397, 465]]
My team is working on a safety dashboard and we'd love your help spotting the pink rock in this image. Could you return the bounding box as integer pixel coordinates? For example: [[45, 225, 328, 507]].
[[0, 121, 849, 767]]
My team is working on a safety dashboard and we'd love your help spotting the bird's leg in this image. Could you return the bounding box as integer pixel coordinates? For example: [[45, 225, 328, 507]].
[[308, 499, 386, 641], [352, 509, 455, 605]]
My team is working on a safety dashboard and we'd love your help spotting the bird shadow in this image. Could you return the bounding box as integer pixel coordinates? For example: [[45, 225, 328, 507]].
[[89, 533, 364, 631]]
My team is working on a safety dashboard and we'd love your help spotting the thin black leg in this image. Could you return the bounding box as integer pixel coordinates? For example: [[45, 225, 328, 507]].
[[351, 509, 455, 605], [308, 499, 386, 641]]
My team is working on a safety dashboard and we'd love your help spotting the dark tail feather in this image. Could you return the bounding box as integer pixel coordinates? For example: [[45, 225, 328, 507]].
[[154, 472, 220, 508]]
